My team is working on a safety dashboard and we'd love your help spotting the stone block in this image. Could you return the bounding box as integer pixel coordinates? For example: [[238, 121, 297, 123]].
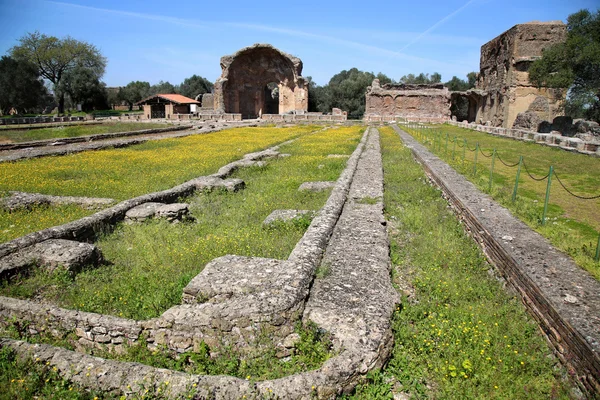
[[263, 210, 314, 226], [298, 181, 336, 192]]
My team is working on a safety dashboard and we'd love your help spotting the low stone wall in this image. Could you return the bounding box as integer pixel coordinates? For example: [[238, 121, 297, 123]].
[[261, 114, 347, 122], [394, 125, 600, 397], [0, 127, 399, 399], [0, 125, 191, 151], [0, 147, 280, 260], [0, 116, 86, 125], [448, 120, 600, 156]]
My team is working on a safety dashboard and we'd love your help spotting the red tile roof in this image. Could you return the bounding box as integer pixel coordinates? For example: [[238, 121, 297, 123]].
[[137, 94, 200, 105]]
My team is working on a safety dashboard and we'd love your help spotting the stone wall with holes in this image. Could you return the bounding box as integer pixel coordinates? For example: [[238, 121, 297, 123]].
[[364, 79, 451, 123]]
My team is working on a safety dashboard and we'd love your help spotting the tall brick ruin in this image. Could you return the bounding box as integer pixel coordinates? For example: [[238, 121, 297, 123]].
[[213, 43, 308, 119], [464, 21, 567, 128]]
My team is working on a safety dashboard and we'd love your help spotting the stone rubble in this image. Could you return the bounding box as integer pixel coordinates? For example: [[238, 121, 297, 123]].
[[262, 209, 314, 226], [0, 239, 102, 279], [124, 202, 192, 223], [0, 127, 401, 399], [1, 191, 115, 211]]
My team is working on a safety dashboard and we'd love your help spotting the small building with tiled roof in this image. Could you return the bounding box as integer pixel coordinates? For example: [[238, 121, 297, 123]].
[[137, 94, 200, 119]]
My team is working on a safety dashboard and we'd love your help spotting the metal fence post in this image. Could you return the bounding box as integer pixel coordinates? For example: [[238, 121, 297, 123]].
[[541, 166, 553, 225], [512, 156, 523, 202], [473, 143, 479, 175], [489, 149, 496, 192]]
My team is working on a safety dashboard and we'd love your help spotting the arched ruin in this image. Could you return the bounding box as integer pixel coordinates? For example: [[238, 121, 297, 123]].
[[213, 44, 308, 119]]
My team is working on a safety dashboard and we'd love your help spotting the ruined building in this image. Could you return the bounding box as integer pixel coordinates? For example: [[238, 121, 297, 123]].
[[364, 80, 451, 122], [456, 21, 567, 128], [213, 44, 308, 118]]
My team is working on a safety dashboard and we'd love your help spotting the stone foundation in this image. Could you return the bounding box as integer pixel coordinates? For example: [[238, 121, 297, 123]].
[[448, 120, 600, 156]]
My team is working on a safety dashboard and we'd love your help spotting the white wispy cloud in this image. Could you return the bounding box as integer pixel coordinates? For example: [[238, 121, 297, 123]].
[[399, 0, 479, 51], [47, 0, 472, 70]]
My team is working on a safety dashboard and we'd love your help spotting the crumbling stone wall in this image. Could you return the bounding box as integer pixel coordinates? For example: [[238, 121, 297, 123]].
[[213, 44, 308, 119], [364, 79, 451, 122], [468, 22, 567, 128]]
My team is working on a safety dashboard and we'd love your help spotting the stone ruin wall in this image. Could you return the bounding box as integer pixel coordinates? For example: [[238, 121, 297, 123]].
[[474, 22, 567, 128], [213, 44, 308, 118], [364, 79, 451, 123]]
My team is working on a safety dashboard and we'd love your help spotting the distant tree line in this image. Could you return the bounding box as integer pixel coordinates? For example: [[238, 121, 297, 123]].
[[307, 69, 477, 119], [114, 75, 214, 111], [0, 31, 214, 115]]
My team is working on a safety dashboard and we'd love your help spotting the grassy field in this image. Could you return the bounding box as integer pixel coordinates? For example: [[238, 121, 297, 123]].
[[402, 123, 600, 279], [0, 126, 363, 319], [346, 126, 574, 399], [0, 121, 170, 143], [0, 125, 361, 397], [0, 125, 319, 244]]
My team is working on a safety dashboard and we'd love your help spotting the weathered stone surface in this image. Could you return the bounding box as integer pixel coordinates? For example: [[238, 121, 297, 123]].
[[364, 79, 451, 122], [124, 202, 164, 222], [304, 127, 398, 378], [298, 181, 336, 192], [263, 209, 314, 225], [155, 203, 191, 222], [512, 111, 542, 130], [464, 22, 567, 128], [214, 44, 308, 118], [1, 191, 115, 211], [0, 239, 102, 278]]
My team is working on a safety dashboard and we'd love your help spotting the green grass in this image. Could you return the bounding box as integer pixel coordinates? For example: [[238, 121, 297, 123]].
[[0, 346, 112, 400], [403, 123, 600, 279], [0, 125, 320, 244], [0, 126, 363, 320], [346, 127, 575, 399], [0, 204, 96, 244], [0, 122, 171, 143]]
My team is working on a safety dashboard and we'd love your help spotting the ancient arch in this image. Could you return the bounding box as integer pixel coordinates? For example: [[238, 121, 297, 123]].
[[213, 44, 308, 119]]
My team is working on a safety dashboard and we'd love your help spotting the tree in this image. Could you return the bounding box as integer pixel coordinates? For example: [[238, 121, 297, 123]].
[[58, 66, 108, 112], [444, 72, 477, 91], [399, 72, 442, 84], [529, 9, 600, 122], [178, 75, 213, 99], [10, 31, 107, 114], [318, 69, 389, 119], [147, 81, 176, 96], [0, 56, 50, 115], [119, 81, 151, 111]]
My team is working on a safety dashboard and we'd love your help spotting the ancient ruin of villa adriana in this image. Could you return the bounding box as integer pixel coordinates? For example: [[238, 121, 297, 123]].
[[1, 18, 599, 400]]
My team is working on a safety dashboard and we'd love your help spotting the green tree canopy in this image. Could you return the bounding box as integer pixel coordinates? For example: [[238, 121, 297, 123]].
[[177, 75, 213, 99], [529, 9, 600, 122], [399, 72, 442, 84], [445, 72, 477, 91], [148, 81, 176, 97], [0, 56, 51, 115], [317, 69, 392, 119], [58, 66, 108, 112], [10, 31, 106, 114], [119, 81, 151, 111]]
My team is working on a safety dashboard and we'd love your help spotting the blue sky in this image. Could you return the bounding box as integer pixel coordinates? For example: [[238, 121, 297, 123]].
[[0, 0, 597, 87]]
